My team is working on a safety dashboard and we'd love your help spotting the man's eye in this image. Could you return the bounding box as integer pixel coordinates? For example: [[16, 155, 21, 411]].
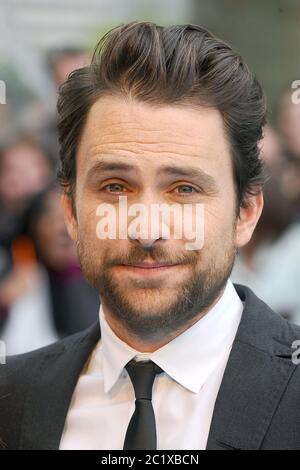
[[104, 183, 127, 193], [174, 185, 198, 195]]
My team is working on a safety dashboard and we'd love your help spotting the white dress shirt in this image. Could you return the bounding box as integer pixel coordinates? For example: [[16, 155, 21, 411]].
[[59, 279, 243, 450]]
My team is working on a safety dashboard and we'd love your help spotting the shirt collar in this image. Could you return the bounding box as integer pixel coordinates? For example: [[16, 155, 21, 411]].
[[98, 279, 243, 394]]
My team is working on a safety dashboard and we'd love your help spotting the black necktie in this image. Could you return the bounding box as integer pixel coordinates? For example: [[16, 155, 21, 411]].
[[123, 359, 163, 450]]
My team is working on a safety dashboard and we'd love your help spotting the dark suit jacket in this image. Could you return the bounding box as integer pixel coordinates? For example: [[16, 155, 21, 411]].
[[1, 284, 300, 450]]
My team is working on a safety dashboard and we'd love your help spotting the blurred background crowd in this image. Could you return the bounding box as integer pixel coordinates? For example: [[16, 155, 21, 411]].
[[0, 0, 300, 355]]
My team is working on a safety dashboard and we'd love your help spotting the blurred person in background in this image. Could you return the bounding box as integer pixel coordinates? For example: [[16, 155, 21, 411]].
[[276, 87, 300, 216], [231, 174, 300, 323], [0, 183, 99, 354], [0, 233, 57, 355], [232, 123, 300, 324], [34, 47, 91, 173], [0, 49, 91, 351], [258, 124, 284, 171], [24, 183, 99, 337], [0, 134, 53, 252], [232, 124, 300, 323], [47, 47, 89, 88], [277, 87, 300, 160], [0, 134, 53, 348]]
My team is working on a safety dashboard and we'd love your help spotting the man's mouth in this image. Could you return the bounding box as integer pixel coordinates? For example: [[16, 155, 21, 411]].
[[118, 262, 181, 276]]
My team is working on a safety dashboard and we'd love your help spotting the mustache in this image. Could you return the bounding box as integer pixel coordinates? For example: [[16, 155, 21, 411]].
[[104, 244, 198, 267]]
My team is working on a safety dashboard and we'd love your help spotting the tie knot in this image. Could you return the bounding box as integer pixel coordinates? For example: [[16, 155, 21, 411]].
[[125, 359, 163, 400]]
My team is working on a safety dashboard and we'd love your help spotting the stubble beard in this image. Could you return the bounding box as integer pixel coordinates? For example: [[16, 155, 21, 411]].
[[77, 237, 237, 342]]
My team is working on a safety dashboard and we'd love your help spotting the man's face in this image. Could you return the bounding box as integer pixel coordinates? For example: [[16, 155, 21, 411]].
[[63, 95, 262, 341]]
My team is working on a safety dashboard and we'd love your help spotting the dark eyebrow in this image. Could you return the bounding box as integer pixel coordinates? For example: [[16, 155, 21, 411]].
[[86, 160, 138, 183], [159, 165, 218, 192], [85, 159, 218, 193]]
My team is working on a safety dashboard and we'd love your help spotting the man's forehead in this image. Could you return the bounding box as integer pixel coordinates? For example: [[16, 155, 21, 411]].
[[77, 96, 231, 172], [81, 96, 227, 145]]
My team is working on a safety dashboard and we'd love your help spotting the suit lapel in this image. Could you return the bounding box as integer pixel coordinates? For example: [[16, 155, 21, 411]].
[[19, 322, 101, 450], [206, 284, 297, 450]]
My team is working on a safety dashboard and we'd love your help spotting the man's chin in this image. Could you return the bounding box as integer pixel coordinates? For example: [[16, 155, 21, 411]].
[[120, 295, 176, 315]]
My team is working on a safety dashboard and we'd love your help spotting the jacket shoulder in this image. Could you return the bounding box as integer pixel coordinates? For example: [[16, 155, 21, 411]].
[[0, 321, 99, 378], [0, 322, 99, 449], [234, 283, 300, 353]]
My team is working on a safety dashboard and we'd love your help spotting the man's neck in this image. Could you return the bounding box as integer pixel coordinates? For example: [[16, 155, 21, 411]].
[[100, 288, 225, 353]]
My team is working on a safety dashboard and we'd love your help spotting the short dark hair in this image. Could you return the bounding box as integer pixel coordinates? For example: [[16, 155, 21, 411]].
[[57, 21, 267, 209]]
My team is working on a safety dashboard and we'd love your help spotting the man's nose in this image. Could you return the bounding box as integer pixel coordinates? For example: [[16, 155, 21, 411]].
[[125, 190, 172, 249], [128, 236, 166, 252], [127, 210, 170, 250]]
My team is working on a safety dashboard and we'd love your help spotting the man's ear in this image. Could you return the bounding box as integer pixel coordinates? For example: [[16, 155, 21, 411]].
[[61, 191, 78, 242], [235, 191, 264, 249]]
